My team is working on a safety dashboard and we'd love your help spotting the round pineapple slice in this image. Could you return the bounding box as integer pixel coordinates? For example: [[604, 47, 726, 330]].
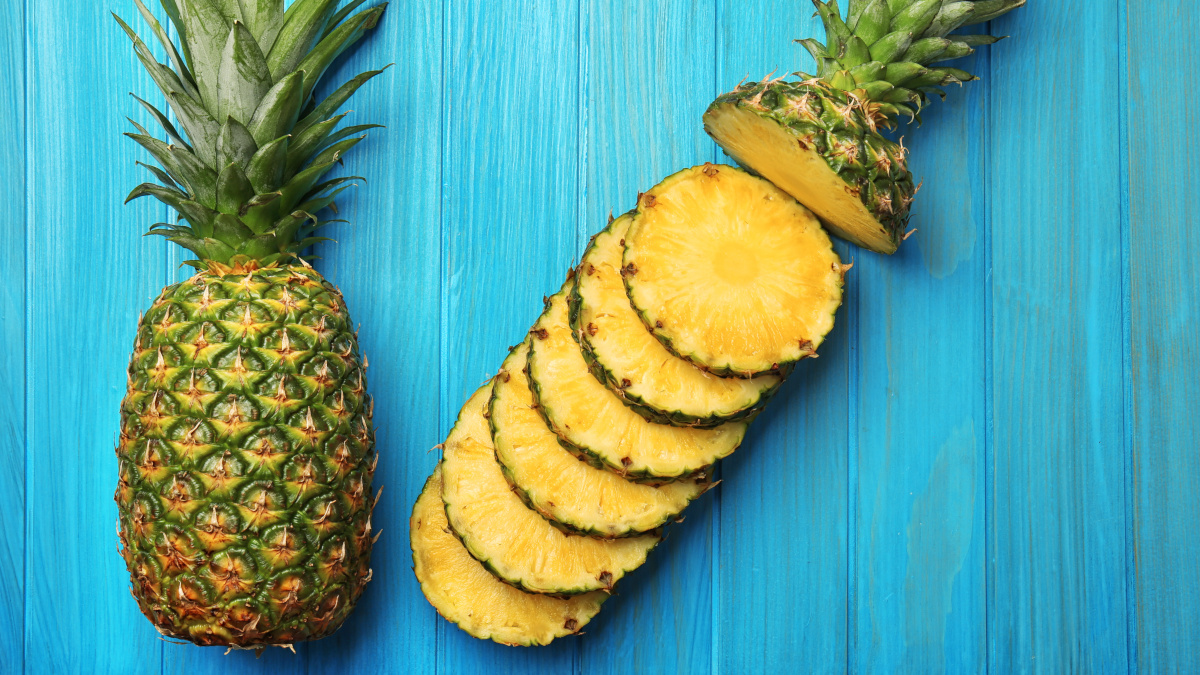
[[572, 213, 783, 426], [623, 164, 845, 377], [492, 339, 709, 537], [528, 286, 747, 481], [411, 465, 608, 646], [441, 384, 659, 595]]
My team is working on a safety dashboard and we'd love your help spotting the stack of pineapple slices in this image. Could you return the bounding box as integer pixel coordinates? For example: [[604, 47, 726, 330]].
[[410, 164, 847, 645]]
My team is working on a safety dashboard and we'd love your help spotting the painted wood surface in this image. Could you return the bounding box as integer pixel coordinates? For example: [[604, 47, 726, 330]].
[[1, 1, 1198, 673]]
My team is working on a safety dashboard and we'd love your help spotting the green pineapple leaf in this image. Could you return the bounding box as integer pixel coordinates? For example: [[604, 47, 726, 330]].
[[286, 112, 349, 173], [237, 0, 286, 54], [928, 2, 973, 35], [211, 0, 244, 25], [216, 117, 259, 168], [324, 0, 370, 39], [248, 70, 303, 146], [293, 66, 389, 137], [216, 163, 256, 215], [212, 213, 256, 248], [133, 0, 197, 98], [130, 94, 190, 149], [892, 0, 940, 37], [178, 0, 233, 108], [167, 91, 221, 167], [246, 135, 290, 192], [216, 21, 273, 126], [296, 4, 387, 102], [266, 0, 339, 81], [136, 161, 179, 190], [126, 134, 218, 208], [157, 0, 191, 67], [849, 0, 891, 45], [239, 192, 284, 232]]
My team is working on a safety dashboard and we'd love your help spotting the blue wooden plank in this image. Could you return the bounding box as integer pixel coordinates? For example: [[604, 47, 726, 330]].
[[988, 3, 1129, 672], [0, 0, 25, 669], [852, 54, 990, 674], [713, 3, 850, 673], [437, 0, 583, 672], [24, 2, 169, 672], [1126, 0, 1200, 671], [576, 2, 718, 673], [305, 0, 444, 671]]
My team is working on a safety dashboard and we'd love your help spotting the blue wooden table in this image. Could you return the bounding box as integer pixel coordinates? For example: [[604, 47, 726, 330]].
[[2, 1, 1198, 673]]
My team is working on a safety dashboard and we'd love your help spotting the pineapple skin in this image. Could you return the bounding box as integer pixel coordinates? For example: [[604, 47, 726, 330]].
[[116, 264, 376, 648], [706, 78, 916, 251]]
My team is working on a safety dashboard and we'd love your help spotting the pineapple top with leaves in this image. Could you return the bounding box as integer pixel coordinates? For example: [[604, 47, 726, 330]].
[[705, 0, 1025, 253], [114, 0, 388, 650], [116, 0, 388, 268]]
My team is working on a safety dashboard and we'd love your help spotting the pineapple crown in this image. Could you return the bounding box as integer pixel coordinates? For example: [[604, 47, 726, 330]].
[[115, 0, 389, 269], [800, 0, 1024, 124]]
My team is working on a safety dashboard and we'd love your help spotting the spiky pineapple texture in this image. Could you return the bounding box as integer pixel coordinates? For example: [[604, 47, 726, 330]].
[[116, 265, 378, 647], [114, 0, 387, 649], [115, 0, 388, 269]]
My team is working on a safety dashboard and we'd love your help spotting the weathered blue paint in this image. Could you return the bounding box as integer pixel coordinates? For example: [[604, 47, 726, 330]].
[[1, 1, 1197, 673]]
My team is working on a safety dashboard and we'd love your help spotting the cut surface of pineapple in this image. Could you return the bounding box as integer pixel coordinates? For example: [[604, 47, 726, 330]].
[[441, 384, 659, 594], [411, 465, 607, 646], [704, 100, 899, 254], [493, 339, 708, 537], [624, 164, 845, 377], [528, 287, 746, 480], [573, 214, 782, 426]]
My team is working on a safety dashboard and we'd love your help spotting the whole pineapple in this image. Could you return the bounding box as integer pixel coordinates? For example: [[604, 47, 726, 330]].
[[704, 0, 1024, 253], [113, 0, 387, 649]]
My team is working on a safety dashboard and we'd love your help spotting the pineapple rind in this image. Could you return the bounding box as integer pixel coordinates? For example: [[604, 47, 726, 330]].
[[570, 213, 784, 427], [623, 164, 845, 378], [705, 81, 914, 254], [411, 466, 607, 646], [441, 384, 659, 595], [492, 339, 709, 537], [116, 265, 375, 647], [528, 287, 747, 481]]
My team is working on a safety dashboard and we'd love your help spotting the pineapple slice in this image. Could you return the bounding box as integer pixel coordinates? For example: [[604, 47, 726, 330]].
[[492, 338, 709, 537], [623, 164, 846, 377], [411, 466, 608, 646], [528, 287, 746, 481], [572, 213, 782, 427], [441, 384, 659, 594]]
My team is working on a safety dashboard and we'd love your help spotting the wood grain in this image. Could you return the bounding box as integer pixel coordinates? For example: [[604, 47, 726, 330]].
[[1127, 0, 1200, 671], [989, 2, 1130, 672], [0, 1, 25, 670], [854, 52, 990, 674], [23, 2, 169, 671], [5, 0, 1200, 672]]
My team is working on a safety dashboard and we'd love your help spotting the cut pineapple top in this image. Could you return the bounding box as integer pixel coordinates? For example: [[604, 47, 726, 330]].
[[528, 288, 746, 480], [573, 214, 782, 426], [623, 164, 845, 377], [492, 338, 707, 537], [412, 465, 607, 646], [441, 384, 659, 595]]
